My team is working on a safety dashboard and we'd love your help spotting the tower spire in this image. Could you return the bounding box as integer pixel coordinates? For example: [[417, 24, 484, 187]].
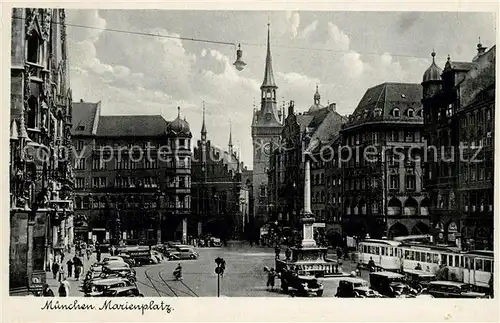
[[201, 101, 207, 140], [228, 120, 233, 155], [261, 23, 276, 88]]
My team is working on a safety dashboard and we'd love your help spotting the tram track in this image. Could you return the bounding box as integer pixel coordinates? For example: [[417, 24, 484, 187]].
[[136, 265, 199, 297], [142, 266, 172, 297]]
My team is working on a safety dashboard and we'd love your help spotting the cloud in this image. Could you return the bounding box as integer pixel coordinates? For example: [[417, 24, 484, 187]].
[[285, 11, 300, 37], [300, 20, 319, 39], [327, 22, 350, 52]]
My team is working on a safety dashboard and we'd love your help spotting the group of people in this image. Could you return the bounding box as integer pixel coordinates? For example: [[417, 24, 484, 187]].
[[44, 247, 91, 297]]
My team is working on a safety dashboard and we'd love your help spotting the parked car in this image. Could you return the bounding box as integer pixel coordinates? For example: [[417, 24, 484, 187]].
[[150, 250, 164, 264], [168, 247, 199, 260], [403, 269, 436, 292], [369, 272, 414, 298], [335, 278, 381, 298], [84, 277, 135, 296], [280, 269, 323, 297], [209, 237, 222, 247], [102, 286, 144, 297], [427, 281, 487, 298]]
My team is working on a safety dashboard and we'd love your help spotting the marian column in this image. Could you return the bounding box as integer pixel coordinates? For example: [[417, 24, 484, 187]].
[[301, 158, 316, 248]]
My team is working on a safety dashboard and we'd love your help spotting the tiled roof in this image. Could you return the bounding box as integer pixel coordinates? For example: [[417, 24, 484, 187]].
[[96, 115, 168, 137], [72, 101, 100, 136], [350, 82, 422, 121], [306, 110, 346, 152], [445, 60, 475, 72]]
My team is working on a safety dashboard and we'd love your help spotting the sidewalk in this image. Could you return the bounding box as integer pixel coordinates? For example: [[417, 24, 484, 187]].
[[45, 251, 108, 296]]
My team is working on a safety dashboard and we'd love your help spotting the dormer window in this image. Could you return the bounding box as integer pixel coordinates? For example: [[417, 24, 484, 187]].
[[392, 108, 400, 117], [407, 108, 415, 117], [27, 32, 41, 64], [373, 108, 382, 117]]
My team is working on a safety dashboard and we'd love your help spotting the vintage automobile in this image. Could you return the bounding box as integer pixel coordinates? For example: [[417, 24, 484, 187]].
[[427, 281, 487, 298], [102, 286, 144, 297], [168, 247, 199, 260], [84, 277, 135, 296], [335, 278, 381, 298], [280, 269, 324, 297], [403, 269, 436, 292], [369, 272, 415, 298], [209, 237, 222, 247], [150, 250, 164, 264]]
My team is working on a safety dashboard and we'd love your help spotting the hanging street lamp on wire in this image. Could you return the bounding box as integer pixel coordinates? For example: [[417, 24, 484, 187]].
[[233, 43, 247, 71]]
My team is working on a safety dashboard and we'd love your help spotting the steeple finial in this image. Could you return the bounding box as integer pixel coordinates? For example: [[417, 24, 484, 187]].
[[177, 106, 181, 118], [229, 120, 233, 147], [201, 101, 207, 136], [261, 23, 276, 88]]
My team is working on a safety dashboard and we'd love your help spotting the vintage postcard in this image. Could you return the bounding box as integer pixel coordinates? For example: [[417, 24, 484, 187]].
[[2, 1, 499, 322]]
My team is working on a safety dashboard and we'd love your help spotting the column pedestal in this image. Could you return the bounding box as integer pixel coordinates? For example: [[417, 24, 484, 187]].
[[182, 218, 188, 244]]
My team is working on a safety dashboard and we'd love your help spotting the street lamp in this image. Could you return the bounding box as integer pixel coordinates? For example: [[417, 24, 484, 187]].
[[233, 44, 246, 71]]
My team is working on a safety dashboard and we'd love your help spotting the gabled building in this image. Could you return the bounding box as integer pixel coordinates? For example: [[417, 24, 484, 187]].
[[422, 42, 495, 250], [192, 107, 248, 241], [72, 103, 192, 246], [268, 88, 345, 234]]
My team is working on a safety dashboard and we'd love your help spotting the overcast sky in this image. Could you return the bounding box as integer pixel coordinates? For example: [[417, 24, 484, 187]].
[[67, 10, 496, 167]]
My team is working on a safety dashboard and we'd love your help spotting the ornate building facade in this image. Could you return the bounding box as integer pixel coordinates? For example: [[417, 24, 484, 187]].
[[192, 107, 247, 241], [10, 8, 74, 295], [422, 43, 495, 250], [341, 82, 428, 239], [268, 90, 345, 234], [72, 103, 192, 246], [251, 24, 283, 228]]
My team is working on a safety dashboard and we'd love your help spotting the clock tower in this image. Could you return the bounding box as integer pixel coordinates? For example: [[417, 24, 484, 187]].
[[251, 24, 283, 227]]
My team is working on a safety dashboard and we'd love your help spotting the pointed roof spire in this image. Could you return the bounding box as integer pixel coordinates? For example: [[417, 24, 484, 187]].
[[201, 101, 207, 135], [261, 23, 277, 89], [228, 120, 233, 147]]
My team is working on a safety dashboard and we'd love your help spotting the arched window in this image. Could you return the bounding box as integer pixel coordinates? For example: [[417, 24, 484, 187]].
[[407, 108, 415, 117], [392, 108, 400, 117], [373, 108, 382, 117]]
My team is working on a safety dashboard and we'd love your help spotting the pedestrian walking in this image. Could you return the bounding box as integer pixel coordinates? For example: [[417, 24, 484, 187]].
[[42, 284, 54, 297], [73, 256, 83, 281], [96, 249, 101, 262], [58, 277, 70, 297], [51, 262, 60, 280], [58, 266, 65, 282], [66, 259, 73, 278], [285, 247, 292, 261], [86, 248, 92, 261]]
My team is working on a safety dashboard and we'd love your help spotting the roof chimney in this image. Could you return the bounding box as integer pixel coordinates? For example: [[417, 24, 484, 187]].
[[80, 99, 84, 103]]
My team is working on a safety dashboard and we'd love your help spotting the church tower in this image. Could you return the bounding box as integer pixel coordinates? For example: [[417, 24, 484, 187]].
[[251, 24, 283, 227]]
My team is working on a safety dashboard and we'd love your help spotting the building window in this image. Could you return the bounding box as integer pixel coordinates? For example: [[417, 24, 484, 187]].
[[390, 175, 399, 190], [75, 177, 85, 189], [83, 196, 90, 209], [407, 108, 415, 117], [27, 33, 41, 64], [92, 157, 106, 170], [446, 104, 453, 117], [471, 166, 476, 181], [392, 108, 400, 117], [76, 140, 84, 151], [372, 132, 379, 144], [374, 108, 382, 117], [75, 158, 86, 170], [406, 175, 416, 190], [479, 164, 485, 180], [27, 96, 38, 129], [145, 157, 157, 169], [179, 139, 186, 148], [390, 131, 399, 142], [405, 131, 414, 142]]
